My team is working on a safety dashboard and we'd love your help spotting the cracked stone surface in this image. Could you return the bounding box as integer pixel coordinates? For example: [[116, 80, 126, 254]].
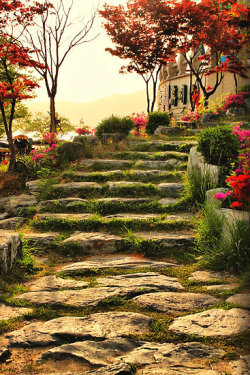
[[132, 292, 218, 314], [0, 230, 22, 272], [97, 273, 184, 292], [169, 308, 250, 336], [23, 232, 60, 247], [40, 338, 141, 366], [25, 275, 88, 292], [116, 341, 225, 374], [52, 182, 102, 193], [189, 271, 229, 282], [230, 355, 250, 375], [6, 312, 153, 347], [61, 256, 178, 274], [226, 294, 250, 308], [62, 232, 123, 254], [0, 303, 32, 321]]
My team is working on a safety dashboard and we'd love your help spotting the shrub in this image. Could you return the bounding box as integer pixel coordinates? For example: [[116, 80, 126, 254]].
[[96, 115, 134, 138], [146, 111, 170, 135], [195, 202, 250, 273], [197, 125, 240, 167]]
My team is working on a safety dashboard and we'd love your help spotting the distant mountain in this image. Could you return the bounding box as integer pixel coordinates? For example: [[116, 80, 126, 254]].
[[28, 90, 147, 127]]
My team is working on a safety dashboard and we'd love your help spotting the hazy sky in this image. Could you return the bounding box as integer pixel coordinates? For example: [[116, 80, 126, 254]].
[[32, 0, 144, 103]]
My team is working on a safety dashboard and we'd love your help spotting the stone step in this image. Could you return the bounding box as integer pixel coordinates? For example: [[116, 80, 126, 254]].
[[33, 213, 193, 233], [77, 159, 185, 171], [60, 255, 180, 275], [108, 150, 188, 161], [132, 140, 197, 152], [47, 181, 185, 199], [62, 169, 184, 183]]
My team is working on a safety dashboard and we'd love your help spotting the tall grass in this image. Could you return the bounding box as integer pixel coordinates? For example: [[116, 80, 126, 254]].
[[185, 168, 216, 206]]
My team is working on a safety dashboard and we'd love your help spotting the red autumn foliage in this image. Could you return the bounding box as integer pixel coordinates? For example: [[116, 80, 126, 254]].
[[0, 0, 49, 170]]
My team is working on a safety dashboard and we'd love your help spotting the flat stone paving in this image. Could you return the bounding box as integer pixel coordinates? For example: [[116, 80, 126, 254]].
[[0, 303, 32, 321]]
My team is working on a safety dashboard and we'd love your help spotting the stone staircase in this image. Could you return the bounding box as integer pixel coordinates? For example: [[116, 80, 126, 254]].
[[0, 137, 249, 374]]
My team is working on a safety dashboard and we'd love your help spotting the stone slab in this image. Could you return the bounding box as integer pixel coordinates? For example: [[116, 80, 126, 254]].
[[25, 275, 88, 292], [158, 183, 185, 197], [158, 198, 180, 205], [78, 160, 132, 170], [230, 355, 250, 375], [26, 179, 42, 194], [132, 292, 218, 314], [97, 197, 151, 204], [137, 232, 195, 247], [134, 160, 182, 169], [4, 194, 37, 216], [117, 341, 225, 372], [0, 217, 23, 230], [0, 303, 32, 321], [6, 312, 153, 347], [189, 271, 228, 283], [37, 198, 88, 210], [23, 232, 60, 247], [40, 338, 141, 367], [169, 308, 250, 336], [204, 284, 238, 291], [142, 366, 220, 374], [87, 363, 133, 374], [36, 213, 92, 222], [52, 182, 102, 193], [226, 294, 250, 308], [61, 256, 178, 274], [97, 273, 184, 292], [62, 232, 123, 254]]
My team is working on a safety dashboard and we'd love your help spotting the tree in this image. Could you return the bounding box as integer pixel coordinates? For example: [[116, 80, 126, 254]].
[[21, 112, 75, 135], [144, 0, 248, 107], [100, 0, 178, 113], [25, 0, 98, 133], [0, 1, 47, 169]]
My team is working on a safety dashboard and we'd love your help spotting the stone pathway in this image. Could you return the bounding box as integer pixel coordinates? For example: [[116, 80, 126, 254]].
[[0, 138, 249, 374]]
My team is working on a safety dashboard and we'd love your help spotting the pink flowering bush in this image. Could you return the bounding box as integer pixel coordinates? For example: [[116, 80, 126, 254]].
[[224, 92, 249, 110], [76, 122, 96, 136], [129, 112, 148, 137], [31, 143, 59, 168], [42, 132, 58, 144]]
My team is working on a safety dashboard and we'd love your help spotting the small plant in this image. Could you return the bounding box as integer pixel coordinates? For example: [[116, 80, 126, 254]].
[[76, 121, 96, 136], [42, 132, 58, 144], [96, 115, 134, 138], [129, 112, 148, 137], [197, 125, 240, 167], [146, 111, 170, 135]]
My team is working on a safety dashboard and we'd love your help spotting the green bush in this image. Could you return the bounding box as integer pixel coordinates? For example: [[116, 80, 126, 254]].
[[96, 115, 134, 138], [146, 111, 170, 135], [197, 125, 240, 167]]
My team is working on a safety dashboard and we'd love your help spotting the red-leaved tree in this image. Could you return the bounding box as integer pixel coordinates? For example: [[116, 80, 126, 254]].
[[0, 0, 48, 170], [100, 0, 179, 113]]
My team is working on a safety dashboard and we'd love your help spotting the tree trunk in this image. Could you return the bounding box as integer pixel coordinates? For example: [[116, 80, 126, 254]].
[[6, 131, 16, 171], [50, 96, 57, 133]]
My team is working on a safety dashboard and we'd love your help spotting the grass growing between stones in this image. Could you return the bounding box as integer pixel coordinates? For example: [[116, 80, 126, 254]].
[[107, 151, 188, 161], [31, 215, 192, 234], [133, 142, 196, 153]]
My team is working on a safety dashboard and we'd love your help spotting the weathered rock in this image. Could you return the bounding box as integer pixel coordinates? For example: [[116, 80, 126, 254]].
[[100, 133, 127, 144], [87, 363, 133, 374], [52, 182, 102, 194], [204, 284, 238, 291], [230, 355, 250, 375], [105, 213, 162, 220], [206, 188, 230, 208], [26, 179, 42, 194], [25, 275, 88, 292], [0, 197, 10, 212], [142, 366, 220, 374], [0, 230, 22, 272], [169, 308, 250, 336], [0, 303, 32, 321], [106, 181, 140, 190], [62, 232, 123, 254], [0, 347, 11, 363], [23, 232, 60, 247], [6, 312, 153, 347], [158, 198, 180, 205], [189, 270, 228, 283], [40, 338, 141, 366], [61, 256, 177, 274], [158, 183, 184, 197], [4, 194, 37, 216], [132, 292, 218, 314], [58, 141, 85, 162], [0, 217, 23, 230], [130, 169, 171, 178], [226, 294, 250, 308], [134, 160, 182, 170], [117, 341, 225, 372], [37, 198, 88, 211], [78, 159, 132, 170], [98, 273, 184, 292], [73, 135, 99, 146], [154, 126, 183, 136], [97, 197, 151, 204], [138, 232, 195, 248], [188, 147, 220, 185], [200, 113, 222, 124], [0, 213, 9, 220], [36, 213, 92, 222]]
